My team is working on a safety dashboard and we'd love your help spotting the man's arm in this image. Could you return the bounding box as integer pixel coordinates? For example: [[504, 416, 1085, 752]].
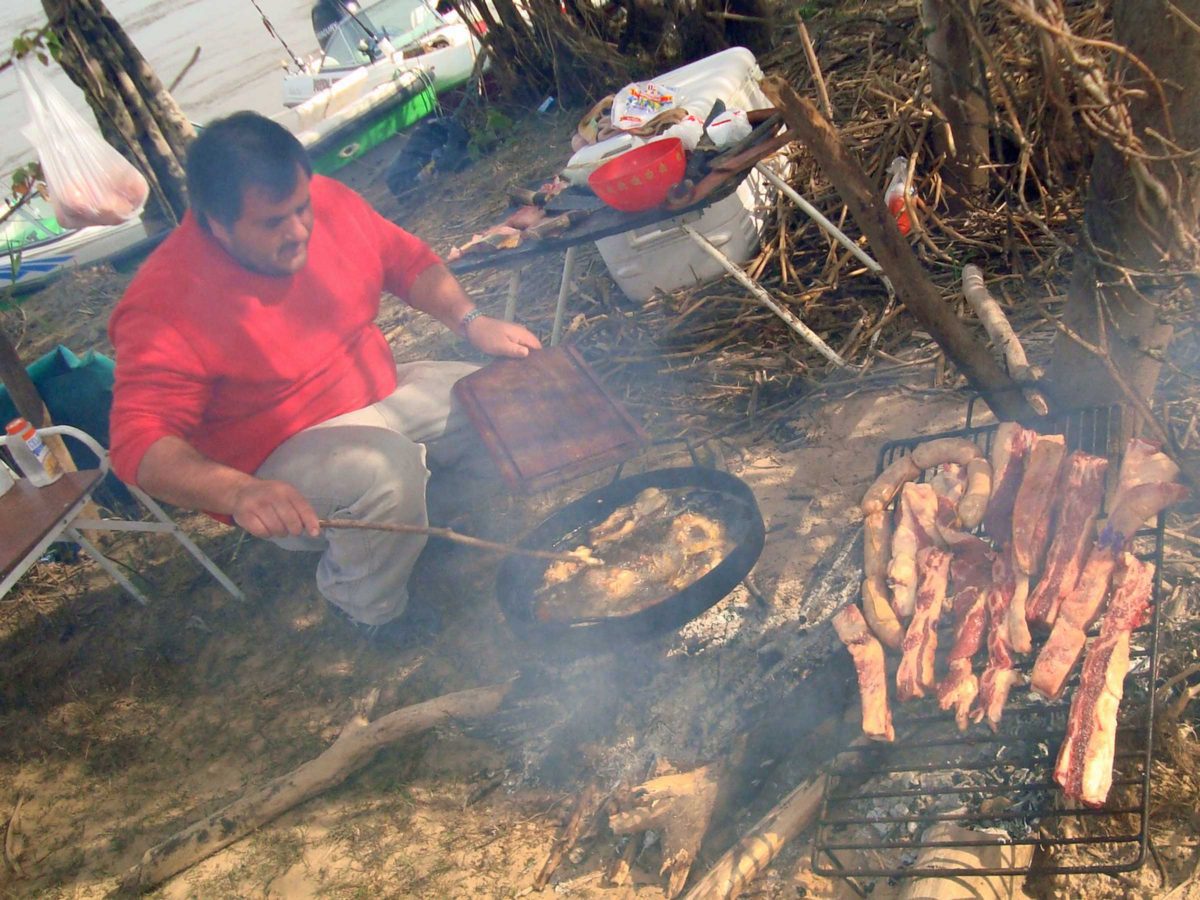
[[137, 436, 321, 539], [405, 263, 542, 358]]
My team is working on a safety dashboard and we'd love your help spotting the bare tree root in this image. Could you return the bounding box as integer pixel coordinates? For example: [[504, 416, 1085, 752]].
[[117, 682, 512, 895]]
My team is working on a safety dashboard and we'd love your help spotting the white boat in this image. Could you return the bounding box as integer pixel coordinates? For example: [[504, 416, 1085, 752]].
[[1, 0, 477, 295], [282, 0, 483, 110], [0, 194, 159, 296]]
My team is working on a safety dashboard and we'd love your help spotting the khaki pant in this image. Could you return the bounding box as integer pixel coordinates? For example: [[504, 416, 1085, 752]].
[[255, 360, 482, 625]]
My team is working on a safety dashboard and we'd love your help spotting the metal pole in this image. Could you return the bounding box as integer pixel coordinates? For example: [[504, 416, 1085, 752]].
[[550, 245, 578, 347], [754, 162, 892, 292], [680, 225, 849, 369], [503, 268, 521, 322]]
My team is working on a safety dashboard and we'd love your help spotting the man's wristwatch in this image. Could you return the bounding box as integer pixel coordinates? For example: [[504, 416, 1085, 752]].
[[459, 308, 484, 336]]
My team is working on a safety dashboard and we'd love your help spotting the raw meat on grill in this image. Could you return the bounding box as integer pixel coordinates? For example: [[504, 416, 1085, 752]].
[[1011, 434, 1067, 575], [937, 660, 979, 733], [1007, 570, 1033, 654], [861, 455, 921, 516], [983, 422, 1035, 543], [931, 463, 969, 543], [972, 547, 1023, 730], [834, 604, 895, 742], [1116, 437, 1180, 498], [896, 547, 951, 701], [936, 540, 993, 729], [1032, 553, 1151, 701], [888, 483, 941, 618], [861, 510, 903, 648], [1025, 452, 1109, 628], [1054, 557, 1154, 805], [1051, 545, 1119, 634], [958, 458, 993, 530], [930, 463, 967, 506], [911, 437, 982, 470], [1103, 482, 1190, 548]]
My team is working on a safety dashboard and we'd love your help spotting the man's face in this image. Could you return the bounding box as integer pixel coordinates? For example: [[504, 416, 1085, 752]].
[[209, 169, 314, 276]]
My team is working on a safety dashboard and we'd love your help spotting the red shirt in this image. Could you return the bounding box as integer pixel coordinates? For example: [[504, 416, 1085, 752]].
[[108, 175, 441, 485]]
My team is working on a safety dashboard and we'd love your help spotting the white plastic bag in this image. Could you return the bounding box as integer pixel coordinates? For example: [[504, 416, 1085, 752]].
[[705, 108, 752, 149], [610, 81, 679, 131], [660, 114, 706, 151], [15, 57, 149, 229]]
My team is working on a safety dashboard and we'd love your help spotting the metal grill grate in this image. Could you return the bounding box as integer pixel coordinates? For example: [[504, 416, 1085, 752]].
[[811, 406, 1166, 881]]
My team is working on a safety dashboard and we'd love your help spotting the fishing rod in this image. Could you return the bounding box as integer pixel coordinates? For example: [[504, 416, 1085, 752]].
[[247, 0, 307, 71]]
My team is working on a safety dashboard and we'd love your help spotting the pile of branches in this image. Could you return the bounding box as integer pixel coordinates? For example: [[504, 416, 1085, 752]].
[[550, 0, 1129, 442], [448, 0, 772, 106]]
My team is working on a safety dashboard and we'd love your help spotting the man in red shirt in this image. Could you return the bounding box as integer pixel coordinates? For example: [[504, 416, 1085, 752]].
[[109, 112, 540, 629]]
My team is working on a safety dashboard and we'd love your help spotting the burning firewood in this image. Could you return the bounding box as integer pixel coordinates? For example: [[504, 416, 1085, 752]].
[[534, 781, 607, 889], [609, 762, 724, 898]]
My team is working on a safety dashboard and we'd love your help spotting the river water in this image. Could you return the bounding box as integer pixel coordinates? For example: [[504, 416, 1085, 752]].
[[0, 0, 320, 181]]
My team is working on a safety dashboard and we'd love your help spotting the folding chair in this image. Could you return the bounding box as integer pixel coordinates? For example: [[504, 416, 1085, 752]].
[[0, 425, 244, 604]]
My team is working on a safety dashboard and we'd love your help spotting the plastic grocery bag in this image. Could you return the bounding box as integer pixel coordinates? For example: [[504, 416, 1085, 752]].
[[610, 81, 679, 131], [705, 108, 752, 149], [15, 57, 149, 229]]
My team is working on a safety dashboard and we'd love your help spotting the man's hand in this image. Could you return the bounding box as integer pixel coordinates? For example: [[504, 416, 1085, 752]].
[[465, 315, 542, 358], [231, 478, 322, 539]]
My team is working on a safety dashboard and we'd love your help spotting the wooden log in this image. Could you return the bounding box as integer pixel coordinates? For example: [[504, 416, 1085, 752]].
[[961, 264, 1050, 415], [760, 77, 1033, 422], [682, 773, 827, 900], [534, 781, 604, 889], [118, 682, 511, 894], [610, 762, 725, 898]]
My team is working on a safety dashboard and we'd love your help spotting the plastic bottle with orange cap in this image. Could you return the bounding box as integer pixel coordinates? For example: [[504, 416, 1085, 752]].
[[4, 418, 63, 487]]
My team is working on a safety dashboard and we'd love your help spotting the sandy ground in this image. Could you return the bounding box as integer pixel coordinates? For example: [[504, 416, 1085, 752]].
[[0, 108, 1197, 900]]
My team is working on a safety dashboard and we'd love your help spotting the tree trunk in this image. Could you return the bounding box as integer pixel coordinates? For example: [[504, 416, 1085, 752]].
[[1047, 0, 1200, 413], [42, 0, 194, 226], [921, 0, 990, 200]]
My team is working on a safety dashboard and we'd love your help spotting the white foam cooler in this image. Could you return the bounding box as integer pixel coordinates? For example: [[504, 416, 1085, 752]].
[[569, 47, 779, 301]]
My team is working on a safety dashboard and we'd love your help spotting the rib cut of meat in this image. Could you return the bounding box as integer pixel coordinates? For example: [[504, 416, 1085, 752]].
[[983, 423, 1035, 545], [888, 482, 940, 618], [1012, 434, 1067, 576], [1007, 571, 1033, 655], [1103, 482, 1189, 548], [834, 604, 895, 742], [937, 659, 979, 732], [896, 547, 951, 701], [972, 547, 1022, 731], [936, 540, 992, 730], [1054, 557, 1154, 805], [1032, 552, 1146, 700], [1116, 438, 1180, 499], [1026, 452, 1109, 628]]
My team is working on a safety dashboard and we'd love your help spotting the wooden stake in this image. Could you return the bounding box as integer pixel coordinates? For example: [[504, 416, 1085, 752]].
[[961, 264, 1049, 415], [319, 518, 603, 567], [119, 682, 511, 893]]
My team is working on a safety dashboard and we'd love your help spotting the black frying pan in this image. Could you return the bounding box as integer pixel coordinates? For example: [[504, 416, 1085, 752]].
[[496, 467, 765, 657]]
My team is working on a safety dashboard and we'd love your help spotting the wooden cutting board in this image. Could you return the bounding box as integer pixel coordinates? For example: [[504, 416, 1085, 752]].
[[453, 345, 648, 492]]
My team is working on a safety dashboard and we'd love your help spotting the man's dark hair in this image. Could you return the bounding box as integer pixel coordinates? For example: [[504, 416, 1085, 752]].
[[186, 112, 312, 228]]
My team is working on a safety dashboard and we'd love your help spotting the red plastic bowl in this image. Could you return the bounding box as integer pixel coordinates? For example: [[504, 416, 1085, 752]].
[[588, 138, 687, 212]]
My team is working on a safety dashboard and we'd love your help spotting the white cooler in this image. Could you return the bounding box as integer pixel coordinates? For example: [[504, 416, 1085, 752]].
[[566, 47, 779, 302]]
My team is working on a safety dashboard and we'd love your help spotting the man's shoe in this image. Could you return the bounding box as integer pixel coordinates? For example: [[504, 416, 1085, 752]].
[[363, 599, 443, 648]]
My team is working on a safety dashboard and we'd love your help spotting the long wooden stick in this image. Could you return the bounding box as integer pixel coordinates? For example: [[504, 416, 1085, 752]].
[[319, 518, 603, 567], [119, 682, 512, 893], [961, 264, 1050, 415]]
